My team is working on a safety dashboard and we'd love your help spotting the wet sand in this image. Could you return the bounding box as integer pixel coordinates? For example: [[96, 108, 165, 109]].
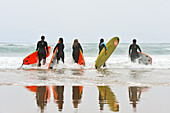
[[0, 86, 170, 113]]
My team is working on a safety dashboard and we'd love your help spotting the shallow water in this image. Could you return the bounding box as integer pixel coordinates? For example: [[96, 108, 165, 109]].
[[1, 43, 170, 86]]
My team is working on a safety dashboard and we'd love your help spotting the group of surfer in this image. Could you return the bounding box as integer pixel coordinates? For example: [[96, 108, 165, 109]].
[[36, 36, 84, 67], [36, 36, 142, 67]]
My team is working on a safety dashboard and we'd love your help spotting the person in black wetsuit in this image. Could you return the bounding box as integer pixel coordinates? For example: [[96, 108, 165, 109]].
[[99, 38, 107, 67], [72, 39, 83, 63], [36, 36, 49, 67], [129, 39, 142, 62], [53, 38, 65, 64]]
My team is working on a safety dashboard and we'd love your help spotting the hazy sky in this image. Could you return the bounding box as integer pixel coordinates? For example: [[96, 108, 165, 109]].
[[0, 0, 170, 43]]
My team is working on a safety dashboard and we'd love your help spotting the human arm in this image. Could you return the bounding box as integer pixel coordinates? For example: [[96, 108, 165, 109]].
[[129, 45, 132, 56], [103, 43, 107, 55], [137, 45, 142, 52], [53, 44, 58, 53], [36, 41, 39, 51], [79, 43, 83, 53], [46, 42, 49, 53]]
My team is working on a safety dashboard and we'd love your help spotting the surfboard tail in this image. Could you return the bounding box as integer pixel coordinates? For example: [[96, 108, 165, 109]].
[[78, 49, 85, 66]]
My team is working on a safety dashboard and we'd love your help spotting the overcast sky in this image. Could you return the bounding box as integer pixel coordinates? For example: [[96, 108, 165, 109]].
[[0, 0, 170, 43]]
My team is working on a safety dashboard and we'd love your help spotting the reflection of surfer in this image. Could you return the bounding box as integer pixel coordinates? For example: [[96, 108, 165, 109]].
[[129, 39, 142, 62], [99, 38, 107, 67], [129, 86, 141, 112], [129, 86, 149, 112], [25, 86, 50, 113], [72, 86, 83, 108], [52, 86, 64, 111], [36, 36, 49, 67], [36, 86, 50, 113], [72, 39, 83, 64], [53, 38, 65, 64]]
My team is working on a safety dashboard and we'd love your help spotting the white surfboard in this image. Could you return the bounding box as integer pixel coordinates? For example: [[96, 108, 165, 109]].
[[138, 52, 152, 65]]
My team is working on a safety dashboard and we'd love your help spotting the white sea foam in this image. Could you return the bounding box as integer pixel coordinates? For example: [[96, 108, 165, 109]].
[[1, 43, 170, 86]]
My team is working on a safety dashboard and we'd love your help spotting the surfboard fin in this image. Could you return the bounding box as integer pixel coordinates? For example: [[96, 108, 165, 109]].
[[18, 63, 24, 70]]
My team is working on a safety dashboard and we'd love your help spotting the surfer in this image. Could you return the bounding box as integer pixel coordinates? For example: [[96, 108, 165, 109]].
[[36, 36, 49, 67], [72, 39, 83, 63], [129, 39, 142, 62], [99, 38, 107, 67], [53, 38, 65, 64]]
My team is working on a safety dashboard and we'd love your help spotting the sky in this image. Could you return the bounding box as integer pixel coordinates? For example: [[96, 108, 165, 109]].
[[0, 0, 170, 43]]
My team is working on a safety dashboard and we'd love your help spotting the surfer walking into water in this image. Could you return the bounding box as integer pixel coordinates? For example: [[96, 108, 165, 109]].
[[36, 36, 49, 67], [129, 39, 142, 62], [72, 39, 83, 63], [53, 38, 65, 64], [99, 38, 107, 67]]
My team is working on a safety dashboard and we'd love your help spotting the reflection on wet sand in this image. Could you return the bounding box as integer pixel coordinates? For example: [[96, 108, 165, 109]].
[[25, 86, 50, 113], [24, 85, 151, 113], [129, 86, 149, 112], [98, 86, 119, 112], [72, 86, 83, 108], [52, 86, 64, 111]]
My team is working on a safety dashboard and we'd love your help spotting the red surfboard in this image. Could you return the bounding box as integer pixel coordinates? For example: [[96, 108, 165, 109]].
[[78, 49, 85, 65], [23, 46, 51, 65], [48, 47, 58, 69]]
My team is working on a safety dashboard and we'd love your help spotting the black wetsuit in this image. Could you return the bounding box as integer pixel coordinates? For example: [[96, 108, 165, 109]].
[[53, 42, 64, 63], [72, 43, 83, 63], [99, 42, 107, 67], [129, 44, 142, 62], [36, 41, 49, 66]]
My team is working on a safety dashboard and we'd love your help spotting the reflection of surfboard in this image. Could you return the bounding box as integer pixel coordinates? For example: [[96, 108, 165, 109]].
[[78, 49, 85, 65], [48, 47, 58, 69], [138, 52, 152, 65], [23, 46, 51, 65], [97, 86, 119, 112], [95, 37, 119, 69]]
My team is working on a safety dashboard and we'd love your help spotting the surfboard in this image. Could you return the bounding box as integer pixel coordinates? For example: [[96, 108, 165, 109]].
[[95, 37, 119, 69], [138, 52, 152, 65], [23, 46, 51, 65], [78, 49, 85, 65], [48, 47, 58, 69]]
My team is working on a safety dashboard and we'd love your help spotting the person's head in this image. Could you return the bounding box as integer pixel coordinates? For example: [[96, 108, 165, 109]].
[[59, 38, 63, 43], [41, 36, 45, 41], [74, 39, 78, 44], [73, 39, 78, 47], [133, 39, 137, 44], [100, 38, 104, 44]]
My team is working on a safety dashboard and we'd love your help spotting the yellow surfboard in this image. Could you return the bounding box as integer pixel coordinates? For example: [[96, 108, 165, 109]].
[[95, 37, 119, 69]]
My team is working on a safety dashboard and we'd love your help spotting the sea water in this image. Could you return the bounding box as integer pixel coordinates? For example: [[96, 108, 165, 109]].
[[0, 43, 170, 86]]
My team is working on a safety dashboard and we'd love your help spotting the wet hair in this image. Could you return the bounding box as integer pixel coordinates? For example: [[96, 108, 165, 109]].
[[72, 39, 78, 48], [41, 36, 45, 40], [59, 38, 63, 43], [100, 38, 104, 44], [133, 39, 137, 44]]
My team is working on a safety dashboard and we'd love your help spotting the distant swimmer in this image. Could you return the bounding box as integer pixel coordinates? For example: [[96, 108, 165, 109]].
[[129, 39, 142, 62], [53, 38, 65, 64], [36, 36, 49, 67], [72, 39, 83, 63], [99, 38, 107, 67]]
